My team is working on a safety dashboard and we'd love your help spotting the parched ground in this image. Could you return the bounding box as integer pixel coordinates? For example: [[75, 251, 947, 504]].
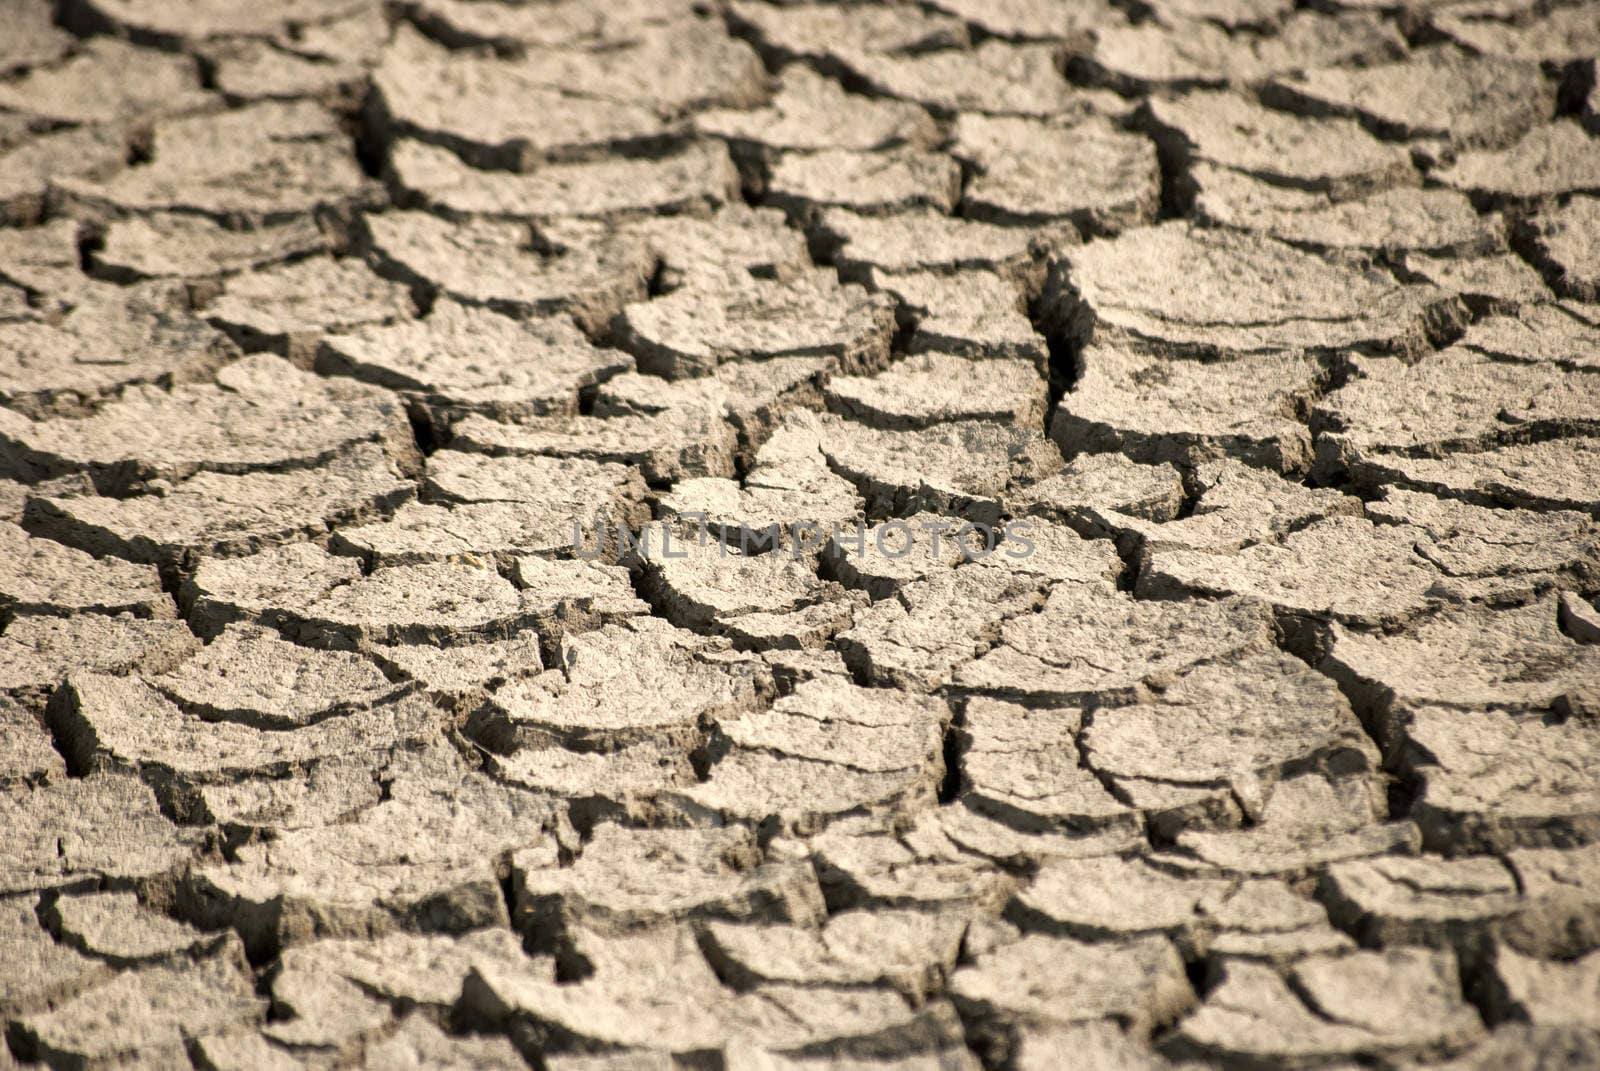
[[1, 0, 1599, 1067]]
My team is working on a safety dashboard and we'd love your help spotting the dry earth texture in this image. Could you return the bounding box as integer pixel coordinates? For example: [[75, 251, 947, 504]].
[[1, 0, 1600, 1067]]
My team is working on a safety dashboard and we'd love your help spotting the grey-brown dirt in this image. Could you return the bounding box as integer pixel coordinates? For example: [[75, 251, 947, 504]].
[[1, 0, 1598, 1068]]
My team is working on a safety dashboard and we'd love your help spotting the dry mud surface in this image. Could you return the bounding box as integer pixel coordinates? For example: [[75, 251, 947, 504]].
[[1, 0, 1599, 1068]]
